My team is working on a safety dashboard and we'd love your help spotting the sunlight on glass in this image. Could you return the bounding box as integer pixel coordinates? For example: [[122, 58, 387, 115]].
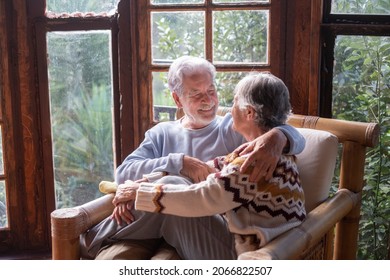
[[0, 130, 7, 228], [152, 72, 177, 122], [216, 72, 248, 107], [151, 11, 205, 62], [213, 10, 268, 64], [47, 31, 115, 208], [0, 180, 8, 228], [213, 0, 269, 3], [0, 129, 3, 174], [152, 0, 203, 4], [46, 0, 120, 14], [331, 0, 390, 14]]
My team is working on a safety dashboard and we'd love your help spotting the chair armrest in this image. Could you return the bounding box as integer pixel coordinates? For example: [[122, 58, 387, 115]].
[[238, 189, 360, 260], [51, 194, 115, 260]]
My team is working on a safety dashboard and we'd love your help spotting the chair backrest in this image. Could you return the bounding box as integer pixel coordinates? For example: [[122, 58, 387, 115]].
[[295, 128, 338, 212]]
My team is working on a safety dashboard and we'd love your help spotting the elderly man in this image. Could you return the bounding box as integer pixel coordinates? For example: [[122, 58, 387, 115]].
[[81, 56, 305, 259]]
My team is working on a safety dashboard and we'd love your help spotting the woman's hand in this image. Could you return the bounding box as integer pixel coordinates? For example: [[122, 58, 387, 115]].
[[111, 181, 140, 225], [111, 201, 135, 225]]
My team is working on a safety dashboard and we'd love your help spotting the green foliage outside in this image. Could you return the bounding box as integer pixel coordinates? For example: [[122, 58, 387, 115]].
[[46, 0, 119, 14], [0, 136, 6, 227], [45, 0, 389, 259], [331, 0, 390, 14], [47, 31, 114, 208], [330, 0, 390, 261], [0, 181, 6, 228], [332, 35, 390, 260]]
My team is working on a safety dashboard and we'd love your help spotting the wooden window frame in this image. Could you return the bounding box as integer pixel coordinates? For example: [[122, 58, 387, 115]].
[[0, 0, 26, 255], [131, 0, 287, 142], [320, 0, 390, 117]]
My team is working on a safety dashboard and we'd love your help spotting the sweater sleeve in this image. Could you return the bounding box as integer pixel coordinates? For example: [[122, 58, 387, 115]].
[[276, 124, 306, 155], [134, 156, 258, 217], [115, 125, 184, 184]]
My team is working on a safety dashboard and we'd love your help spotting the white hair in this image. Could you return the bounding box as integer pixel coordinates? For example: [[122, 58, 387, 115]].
[[167, 56, 216, 96], [234, 72, 291, 129]]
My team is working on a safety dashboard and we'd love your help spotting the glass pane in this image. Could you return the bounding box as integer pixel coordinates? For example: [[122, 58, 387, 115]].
[[152, 0, 203, 4], [331, 0, 390, 14], [151, 12, 205, 63], [152, 72, 177, 122], [213, 0, 269, 3], [47, 31, 115, 208], [0, 128, 3, 174], [332, 36, 390, 122], [0, 180, 8, 228], [332, 35, 390, 260], [46, 0, 120, 14], [213, 10, 269, 64], [216, 72, 248, 107]]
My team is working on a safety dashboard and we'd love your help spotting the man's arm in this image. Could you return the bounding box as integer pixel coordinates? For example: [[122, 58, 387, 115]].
[[276, 124, 306, 155], [115, 127, 184, 184], [236, 124, 305, 182]]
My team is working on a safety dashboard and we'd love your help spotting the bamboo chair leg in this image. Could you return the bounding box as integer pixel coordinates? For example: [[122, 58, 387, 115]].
[[334, 142, 366, 259]]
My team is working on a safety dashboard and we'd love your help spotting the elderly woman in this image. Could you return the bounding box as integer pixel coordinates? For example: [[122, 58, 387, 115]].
[[82, 72, 306, 260]]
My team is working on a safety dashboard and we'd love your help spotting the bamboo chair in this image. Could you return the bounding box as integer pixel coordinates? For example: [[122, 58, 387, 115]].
[[51, 110, 379, 260]]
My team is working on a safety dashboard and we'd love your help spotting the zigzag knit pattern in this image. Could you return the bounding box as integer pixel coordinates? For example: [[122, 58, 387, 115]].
[[215, 153, 306, 222]]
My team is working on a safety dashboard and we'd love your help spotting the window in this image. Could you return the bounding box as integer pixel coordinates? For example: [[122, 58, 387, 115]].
[[0, 87, 7, 229], [46, 31, 115, 208], [37, 7, 119, 210], [0, 0, 121, 253], [46, 0, 119, 14], [321, 0, 390, 260], [134, 1, 285, 123]]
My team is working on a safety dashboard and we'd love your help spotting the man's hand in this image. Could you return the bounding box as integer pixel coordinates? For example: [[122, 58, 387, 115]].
[[235, 128, 287, 182], [181, 156, 216, 183], [111, 181, 140, 225]]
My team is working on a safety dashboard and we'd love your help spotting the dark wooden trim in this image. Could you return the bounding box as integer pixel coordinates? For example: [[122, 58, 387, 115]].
[[319, 29, 335, 118], [326, 14, 390, 25], [0, 0, 26, 252], [41, 17, 114, 31], [0, 0, 51, 253], [26, 0, 46, 18], [322, 23, 390, 35], [308, 0, 323, 115], [269, 0, 286, 79], [135, 1, 152, 147], [284, 0, 315, 115], [116, 0, 136, 162], [33, 18, 56, 234]]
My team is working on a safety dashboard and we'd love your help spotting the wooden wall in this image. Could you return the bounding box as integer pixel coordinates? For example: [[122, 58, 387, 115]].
[[285, 0, 322, 116], [0, 0, 50, 253]]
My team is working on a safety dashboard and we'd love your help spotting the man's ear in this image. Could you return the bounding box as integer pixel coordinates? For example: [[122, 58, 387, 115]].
[[172, 92, 182, 108]]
